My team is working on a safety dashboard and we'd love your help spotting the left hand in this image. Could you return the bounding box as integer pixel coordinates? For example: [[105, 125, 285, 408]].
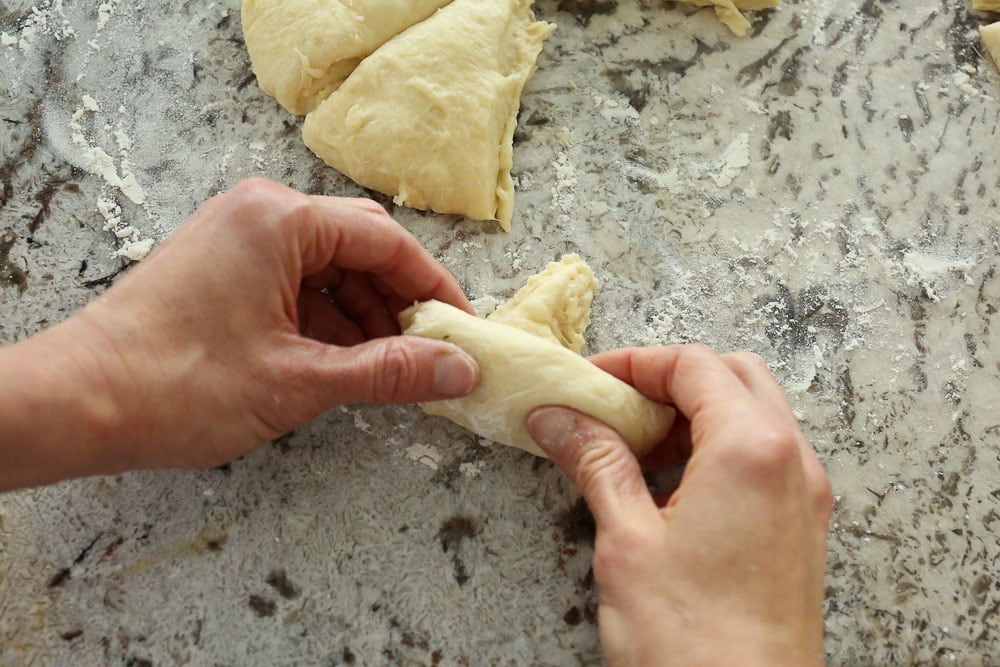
[[10, 178, 478, 482]]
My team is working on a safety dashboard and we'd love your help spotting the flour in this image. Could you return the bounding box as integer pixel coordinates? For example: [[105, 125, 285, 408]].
[[595, 93, 641, 123], [712, 132, 751, 188], [459, 461, 485, 478], [551, 150, 578, 224], [116, 238, 154, 261], [405, 443, 443, 472], [70, 97, 147, 205], [900, 250, 977, 302], [7, 0, 77, 52]]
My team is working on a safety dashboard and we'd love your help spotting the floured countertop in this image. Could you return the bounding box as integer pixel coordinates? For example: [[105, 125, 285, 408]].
[[2, 1, 1000, 664]]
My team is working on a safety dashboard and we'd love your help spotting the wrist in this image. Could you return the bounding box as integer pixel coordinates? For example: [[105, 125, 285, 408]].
[[0, 314, 129, 491]]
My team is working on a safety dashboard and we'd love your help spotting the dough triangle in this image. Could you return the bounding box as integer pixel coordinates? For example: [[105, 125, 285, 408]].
[[487, 254, 597, 354], [242, 0, 454, 115], [301, 0, 554, 230]]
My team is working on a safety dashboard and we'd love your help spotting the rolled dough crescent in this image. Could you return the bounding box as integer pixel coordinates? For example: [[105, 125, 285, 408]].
[[400, 256, 675, 458]]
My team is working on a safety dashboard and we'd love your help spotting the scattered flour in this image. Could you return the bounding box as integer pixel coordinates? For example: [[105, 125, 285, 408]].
[[6, 0, 77, 52], [551, 150, 579, 224], [459, 461, 485, 479], [900, 251, 977, 302], [405, 443, 443, 472], [712, 132, 751, 188], [70, 96, 146, 205], [69, 96, 155, 261]]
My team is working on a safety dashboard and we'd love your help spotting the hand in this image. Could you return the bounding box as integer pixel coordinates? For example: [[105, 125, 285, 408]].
[[0, 178, 478, 489], [526, 346, 832, 667]]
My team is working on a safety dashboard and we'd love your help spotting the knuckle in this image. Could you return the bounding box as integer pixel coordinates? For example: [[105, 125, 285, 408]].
[[681, 343, 718, 360], [572, 437, 633, 500], [230, 177, 279, 201], [592, 523, 657, 580], [729, 424, 801, 475], [355, 198, 389, 217], [808, 464, 835, 521], [370, 340, 419, 401], [726, 351, 770, 373]]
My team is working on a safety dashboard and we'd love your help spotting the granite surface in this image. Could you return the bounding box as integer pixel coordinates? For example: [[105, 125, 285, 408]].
[[1, 0, 999, 664]]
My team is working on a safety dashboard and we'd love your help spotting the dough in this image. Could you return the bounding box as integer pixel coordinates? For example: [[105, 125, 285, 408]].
[[974, 0, 1000, 11], [302, 0, 553, 230], [400, 256, 676, 458], [241, 0, 452, 115], [676, 0, 780, 36], [487, 254, 597, 353], [983, 22, 1000, 70]]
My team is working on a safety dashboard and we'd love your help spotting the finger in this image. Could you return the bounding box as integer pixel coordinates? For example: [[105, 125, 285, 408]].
[[297, 197, 473, 312], [588, 345, 751, 418], [719, 352, 827, 487], [526, 407, 659, 529], [297, 335, 479, 405], [720, 352, 796, 421], [329, 271, 399, 339], [297, 288, 365, 346]]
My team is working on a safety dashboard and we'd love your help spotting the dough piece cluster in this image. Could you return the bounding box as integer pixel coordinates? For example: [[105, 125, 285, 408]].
[[243, 0, 553, 230], [677, 0, 781, 36], [400, 256, 676, 458], [241, 0, 452, 116]]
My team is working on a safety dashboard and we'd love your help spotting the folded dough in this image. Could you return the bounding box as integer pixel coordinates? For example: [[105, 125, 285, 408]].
[[302, 0, 554, 230], [400, 255, 676, 458], [974, 0, 1000, 11], [242, 0, 453, 115], [487, 254, 597, 353]]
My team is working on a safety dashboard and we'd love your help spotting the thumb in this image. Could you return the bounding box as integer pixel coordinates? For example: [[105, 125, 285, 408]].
[[527, 407, 657, 528], [308, 336, 479, 405]]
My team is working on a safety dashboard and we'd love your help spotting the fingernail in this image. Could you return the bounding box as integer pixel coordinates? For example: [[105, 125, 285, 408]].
[[433, 349, 478, 397], [526, 407, 577, 458]]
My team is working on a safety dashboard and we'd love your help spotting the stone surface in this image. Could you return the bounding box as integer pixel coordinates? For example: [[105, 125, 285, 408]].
[[1, 0, 999, 664]]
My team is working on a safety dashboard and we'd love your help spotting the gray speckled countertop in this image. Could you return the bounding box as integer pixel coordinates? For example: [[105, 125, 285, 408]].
[[2, 0, 1000, 664]]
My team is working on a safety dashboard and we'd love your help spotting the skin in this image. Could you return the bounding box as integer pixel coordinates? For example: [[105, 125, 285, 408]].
[[527, 346, 833, 667], [0, 178, 479, 491]]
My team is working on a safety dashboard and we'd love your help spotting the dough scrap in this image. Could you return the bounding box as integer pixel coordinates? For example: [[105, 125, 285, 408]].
[[400, 256, 676, 458], [974, 0, 1000, 11], [676, 0, 780, 36], [302, 0, 553, 230], [983, 21, 1000, 70], [241, 0, 453, 115]]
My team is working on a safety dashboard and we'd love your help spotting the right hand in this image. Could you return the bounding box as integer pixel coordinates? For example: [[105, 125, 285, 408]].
[[526, 346, 832, 667]]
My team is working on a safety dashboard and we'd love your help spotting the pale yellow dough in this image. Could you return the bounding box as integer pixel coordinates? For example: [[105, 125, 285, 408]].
[[487, 255, 597, 353], [677, 0, 780, 36], [302, 0, 553, 230], [984, 22, 1000, 69], [974, 0, 1000, 11], [241, 0, 452, 115], [400, 256, 676, 458]]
